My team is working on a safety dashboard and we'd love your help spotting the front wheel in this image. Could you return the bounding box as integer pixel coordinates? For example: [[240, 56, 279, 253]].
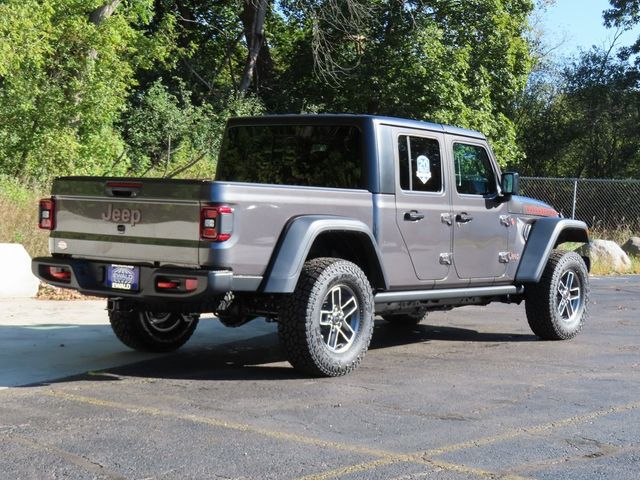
[[278, 258, 375, 377], [109, 308, 199, 352], [525, 250, 589, 340]]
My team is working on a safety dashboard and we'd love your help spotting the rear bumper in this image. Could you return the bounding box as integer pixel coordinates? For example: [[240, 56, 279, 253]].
[[32, 257, 261, 302]]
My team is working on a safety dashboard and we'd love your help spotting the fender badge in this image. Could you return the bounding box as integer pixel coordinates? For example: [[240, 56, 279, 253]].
[[57, 241, 68, 250]]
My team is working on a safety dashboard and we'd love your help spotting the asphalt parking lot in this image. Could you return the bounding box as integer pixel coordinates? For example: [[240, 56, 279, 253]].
[[1, 275, 639, 480]]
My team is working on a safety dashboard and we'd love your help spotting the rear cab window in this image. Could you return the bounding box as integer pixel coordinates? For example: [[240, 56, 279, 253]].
[[397, 135, 443, 193], [216, 124, 363, 189]]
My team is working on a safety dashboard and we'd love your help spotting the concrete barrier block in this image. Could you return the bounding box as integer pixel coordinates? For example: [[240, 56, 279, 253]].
[[0, 243, 40, 298]]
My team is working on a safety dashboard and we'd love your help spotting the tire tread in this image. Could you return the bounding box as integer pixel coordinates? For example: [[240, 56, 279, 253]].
[[525, 250, 589, 340], [278, 257, 374, 377], [109, 309, 198, 353]]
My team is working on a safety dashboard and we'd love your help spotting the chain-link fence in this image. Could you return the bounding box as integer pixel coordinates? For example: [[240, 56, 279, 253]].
[[520, 177, 640, 233]]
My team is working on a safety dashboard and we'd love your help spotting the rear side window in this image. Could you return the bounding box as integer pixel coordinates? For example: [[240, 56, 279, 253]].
[[398, 135, 443, 193], [216, 125, 362, 189], [453, 143, 497, 195]]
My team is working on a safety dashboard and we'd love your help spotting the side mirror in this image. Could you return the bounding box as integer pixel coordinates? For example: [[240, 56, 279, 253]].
[[501, 171, 520, 196]]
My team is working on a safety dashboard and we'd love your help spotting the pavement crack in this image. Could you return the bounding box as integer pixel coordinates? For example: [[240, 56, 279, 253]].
[[8, 433, 129, 480]]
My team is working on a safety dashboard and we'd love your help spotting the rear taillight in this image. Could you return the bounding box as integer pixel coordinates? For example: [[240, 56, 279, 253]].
[[47, 266, 71, 282], [156, 277, 199, 292], [39, 198, 55, 230], [200, 206, 233, 241]]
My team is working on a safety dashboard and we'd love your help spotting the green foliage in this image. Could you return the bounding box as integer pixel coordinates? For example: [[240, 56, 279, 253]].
[[1, 0, 535, 182], [0, 0, 177, 181], [0, 174, 43, 205], [123, 80, 264, 178], [604, 0, 640, 73], [515, 47, 640, 178], [272, 0, 534, 166], [125, 79, 207, 174], [0, 175, 49, 256]]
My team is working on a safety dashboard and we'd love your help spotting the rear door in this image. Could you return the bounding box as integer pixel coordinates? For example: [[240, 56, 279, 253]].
[[448, 139, 509, 280], [394, 129, 452, 281]]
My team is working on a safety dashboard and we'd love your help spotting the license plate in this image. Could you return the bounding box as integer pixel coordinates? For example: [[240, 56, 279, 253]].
[[106, 264, 139, 291]]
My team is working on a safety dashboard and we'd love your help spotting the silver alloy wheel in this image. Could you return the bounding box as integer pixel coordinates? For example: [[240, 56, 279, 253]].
[[319, 284, 361, 353], [556, 270, 583, 324], [143, 312, 187, 333]]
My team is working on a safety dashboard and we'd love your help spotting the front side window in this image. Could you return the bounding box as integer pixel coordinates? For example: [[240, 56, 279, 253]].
[[453, 143, 496, 195], [216, 125, 362, 189], [398, 135, 443, 193]]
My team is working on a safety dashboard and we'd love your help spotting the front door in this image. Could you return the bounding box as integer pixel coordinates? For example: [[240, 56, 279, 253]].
[[449, 140, 509, 280], [394, 130, 452, 281]]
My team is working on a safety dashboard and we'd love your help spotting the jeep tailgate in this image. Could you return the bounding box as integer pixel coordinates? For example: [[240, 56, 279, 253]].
[[50, 177, 210, 266]]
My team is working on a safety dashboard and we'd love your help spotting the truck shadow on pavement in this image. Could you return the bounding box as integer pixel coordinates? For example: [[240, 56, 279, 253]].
[[32, 320, 537, 386], [374, 321, 537, 345]]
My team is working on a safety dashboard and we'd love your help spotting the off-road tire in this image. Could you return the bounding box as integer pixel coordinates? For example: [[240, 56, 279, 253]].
[[382, 310, 428, 326], [278, 257, 375, 377], [109, 309, 199, 353], [525, 250, 589, 340]]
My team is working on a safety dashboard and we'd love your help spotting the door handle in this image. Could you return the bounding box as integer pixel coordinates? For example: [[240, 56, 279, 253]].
[[456, 212, 473, 223], [404, 210, 425, 221]]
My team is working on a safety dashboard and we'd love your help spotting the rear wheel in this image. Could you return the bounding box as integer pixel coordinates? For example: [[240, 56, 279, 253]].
[[525, 250, 589, 340], [109, 308, 199, 352], [278, 257, 374, 377]]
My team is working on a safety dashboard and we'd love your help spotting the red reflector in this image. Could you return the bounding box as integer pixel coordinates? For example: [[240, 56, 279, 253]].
[[202, 227, 217, 238], [216, 206, 233, 215], [39, 198, 55, 230], [185, 278, 198, 291], [48, 266, 71, 281], [157, 281, 179, 290]]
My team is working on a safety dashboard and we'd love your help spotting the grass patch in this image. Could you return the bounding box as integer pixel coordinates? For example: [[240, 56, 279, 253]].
[[590, 226, 638, 246], [590, 255, 640, 276], [0, 175, 49, 258]]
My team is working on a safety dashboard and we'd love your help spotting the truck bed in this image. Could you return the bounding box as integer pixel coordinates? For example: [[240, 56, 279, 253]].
[[49, 177, 374, 278]]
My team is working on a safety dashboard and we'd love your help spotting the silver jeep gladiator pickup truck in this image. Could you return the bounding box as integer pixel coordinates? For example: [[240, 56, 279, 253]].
[[33, 114, 590, 377]]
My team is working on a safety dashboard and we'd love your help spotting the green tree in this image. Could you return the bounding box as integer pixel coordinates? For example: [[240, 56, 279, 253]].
[[604, 0, 640, 67], [140, 1, 535, 165], [269, 0, 534, 165], [516, 48, 640, 178], [0, 0, 536, 182], [0, 0, 177, 180], [514, 0, 640, 179], [123, 79, 263, 178]]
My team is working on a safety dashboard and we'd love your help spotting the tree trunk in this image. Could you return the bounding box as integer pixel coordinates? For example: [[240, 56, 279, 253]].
[[239, 0, 270, 95], [87, 1, 122, 61], [89, 0, 122, 26]]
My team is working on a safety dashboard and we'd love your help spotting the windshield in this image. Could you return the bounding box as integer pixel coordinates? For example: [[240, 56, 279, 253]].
[[216, 124, 363, 189]]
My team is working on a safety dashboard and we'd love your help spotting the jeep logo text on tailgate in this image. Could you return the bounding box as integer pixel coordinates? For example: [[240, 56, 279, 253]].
[[102, 204, 141, 226]]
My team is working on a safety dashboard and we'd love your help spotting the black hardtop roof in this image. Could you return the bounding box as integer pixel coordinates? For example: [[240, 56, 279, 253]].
[[227, 114, 485, 140]]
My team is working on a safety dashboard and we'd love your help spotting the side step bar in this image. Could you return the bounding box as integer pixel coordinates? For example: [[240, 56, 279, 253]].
[[374, 285, 524, 304]]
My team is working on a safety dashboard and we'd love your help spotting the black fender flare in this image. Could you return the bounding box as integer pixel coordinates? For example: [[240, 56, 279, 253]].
[[262, 215, 388, 293], [515, 218, 590, 283]]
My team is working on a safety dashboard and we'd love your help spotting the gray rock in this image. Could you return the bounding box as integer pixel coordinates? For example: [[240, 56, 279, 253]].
[[576, 239, 631, 273], [621, 237, 640, 257]]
